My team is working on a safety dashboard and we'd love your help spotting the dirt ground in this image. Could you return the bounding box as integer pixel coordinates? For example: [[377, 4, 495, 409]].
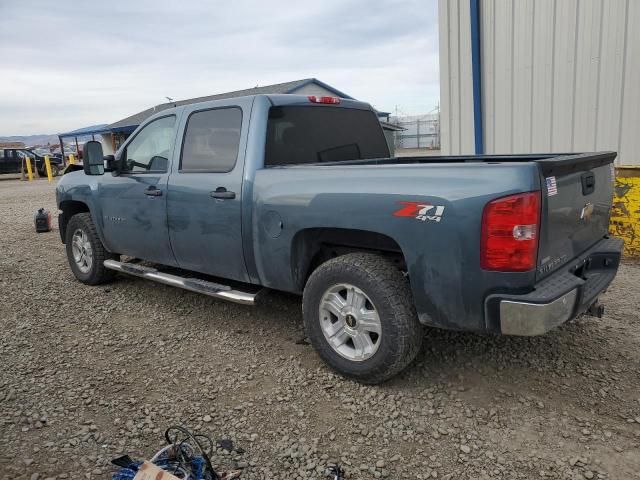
[[0, 178, 639, 480]]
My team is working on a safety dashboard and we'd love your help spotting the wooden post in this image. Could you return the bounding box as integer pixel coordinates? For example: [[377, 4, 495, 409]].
[[58, 136, 65, 167], [34, 155, 41, 178]]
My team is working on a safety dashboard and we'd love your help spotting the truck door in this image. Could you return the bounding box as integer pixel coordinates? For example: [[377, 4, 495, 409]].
[[98, 115, 178, 265], [167, 101, 250, 282]]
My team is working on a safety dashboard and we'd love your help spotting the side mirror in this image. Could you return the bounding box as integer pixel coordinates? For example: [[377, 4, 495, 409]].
[[83, 141, 105, 175]]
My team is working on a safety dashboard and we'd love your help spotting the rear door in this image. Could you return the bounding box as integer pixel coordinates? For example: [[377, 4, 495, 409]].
[[536, 153, 616, 279], [167, 99, 250, 282]]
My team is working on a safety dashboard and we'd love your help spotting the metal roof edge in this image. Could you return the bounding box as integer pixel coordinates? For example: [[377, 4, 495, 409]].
[[287, 78, 355, 100], [57, 124, 110, 138]]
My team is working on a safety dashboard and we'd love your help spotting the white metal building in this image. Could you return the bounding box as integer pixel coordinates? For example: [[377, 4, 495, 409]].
[[439, 0, 640, 166]]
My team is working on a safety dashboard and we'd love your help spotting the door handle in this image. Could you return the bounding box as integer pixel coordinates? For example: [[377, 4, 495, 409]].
[[144, 186, 162, 197], [210, 187, 236, 200]]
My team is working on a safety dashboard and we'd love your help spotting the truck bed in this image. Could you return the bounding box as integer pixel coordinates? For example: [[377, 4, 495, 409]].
[[281, 152, 616, 176]]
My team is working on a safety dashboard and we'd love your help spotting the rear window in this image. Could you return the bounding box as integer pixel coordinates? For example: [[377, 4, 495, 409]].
[[264, 106, 389, 166]]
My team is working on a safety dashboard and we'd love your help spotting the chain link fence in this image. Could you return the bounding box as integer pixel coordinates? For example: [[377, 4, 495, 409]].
[[390, 113, 440, 151]]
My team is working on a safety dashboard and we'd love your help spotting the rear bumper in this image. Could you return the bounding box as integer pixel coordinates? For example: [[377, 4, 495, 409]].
[[485, 236, 623, 336]]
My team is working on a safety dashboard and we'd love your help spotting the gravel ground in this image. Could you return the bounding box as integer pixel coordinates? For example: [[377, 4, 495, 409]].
[[1, 178, 639, 480]]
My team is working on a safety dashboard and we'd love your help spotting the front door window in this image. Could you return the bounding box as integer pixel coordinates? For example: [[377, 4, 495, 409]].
[[122, 116, 176, 173]]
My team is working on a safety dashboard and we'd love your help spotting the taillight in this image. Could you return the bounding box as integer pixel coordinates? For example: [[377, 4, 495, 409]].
[[480, 191, 541, 272], [308, 95, 340, 104]]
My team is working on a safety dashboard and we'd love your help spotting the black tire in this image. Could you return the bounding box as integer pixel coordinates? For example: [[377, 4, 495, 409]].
[[50, 164, 60, 177], [303, 253, 423, 384], [65, 212, 118, 285]]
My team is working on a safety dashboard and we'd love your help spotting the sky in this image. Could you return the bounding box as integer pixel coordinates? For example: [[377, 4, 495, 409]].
[[0, 0, 439, 136]]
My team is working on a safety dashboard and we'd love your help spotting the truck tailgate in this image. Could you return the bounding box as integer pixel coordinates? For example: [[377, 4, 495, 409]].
[[535, 152, 616, 280]]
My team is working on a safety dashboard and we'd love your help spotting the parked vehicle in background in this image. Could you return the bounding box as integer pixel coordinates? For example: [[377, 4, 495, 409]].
[[53, 145, 82, 161], [0, 148, 63, 176], [56, 94, 623, 383]]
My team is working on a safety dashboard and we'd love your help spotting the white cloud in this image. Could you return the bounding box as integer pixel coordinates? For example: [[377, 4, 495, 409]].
[[0, 0, 439, 134]]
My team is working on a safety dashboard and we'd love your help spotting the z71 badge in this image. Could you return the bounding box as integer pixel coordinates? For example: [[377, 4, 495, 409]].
[[393, 201, 445, 222]]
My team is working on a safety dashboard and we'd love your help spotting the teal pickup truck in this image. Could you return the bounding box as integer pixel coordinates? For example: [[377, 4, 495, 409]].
[[56, 94, 622, 383]]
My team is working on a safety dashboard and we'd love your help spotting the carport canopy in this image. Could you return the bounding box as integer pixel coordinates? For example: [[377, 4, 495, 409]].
[[57, 124, 110, 161]]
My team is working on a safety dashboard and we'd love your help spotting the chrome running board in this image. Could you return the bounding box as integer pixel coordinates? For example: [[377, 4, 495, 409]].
[[103, 259, 260, 305]]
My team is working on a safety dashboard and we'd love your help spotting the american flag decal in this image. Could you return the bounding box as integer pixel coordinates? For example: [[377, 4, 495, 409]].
[[546, 176, 558, 196]]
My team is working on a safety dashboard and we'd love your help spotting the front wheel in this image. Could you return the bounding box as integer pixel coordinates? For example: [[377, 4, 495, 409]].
[[65, 212, 118, 285], [303, 253, 423, 384]]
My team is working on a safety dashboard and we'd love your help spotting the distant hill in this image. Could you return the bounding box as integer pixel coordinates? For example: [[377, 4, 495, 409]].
[[0, 134, 61, 147]]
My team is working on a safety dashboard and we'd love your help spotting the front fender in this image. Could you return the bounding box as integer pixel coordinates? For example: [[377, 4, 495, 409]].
[[56, 173, 110, 250]]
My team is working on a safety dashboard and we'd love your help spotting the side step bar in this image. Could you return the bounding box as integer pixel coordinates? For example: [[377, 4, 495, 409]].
[[103, 259, 260, 305]]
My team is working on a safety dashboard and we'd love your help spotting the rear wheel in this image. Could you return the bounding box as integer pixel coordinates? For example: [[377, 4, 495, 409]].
[[303, 253, 423, 384], [50, 164, 60, 177], [65, 212, 118, 285]]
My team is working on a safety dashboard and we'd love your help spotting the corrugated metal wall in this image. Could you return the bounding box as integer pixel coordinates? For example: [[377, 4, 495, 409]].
[[438, 0, 475, 155], [439, 0, 640, 166]]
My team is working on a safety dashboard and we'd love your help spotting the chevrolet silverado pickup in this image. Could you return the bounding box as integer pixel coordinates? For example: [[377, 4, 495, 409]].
[[56, 93, 623, 383]]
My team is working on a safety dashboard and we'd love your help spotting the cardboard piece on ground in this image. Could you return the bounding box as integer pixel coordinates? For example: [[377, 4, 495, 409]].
[[133, 461, 181, 480]]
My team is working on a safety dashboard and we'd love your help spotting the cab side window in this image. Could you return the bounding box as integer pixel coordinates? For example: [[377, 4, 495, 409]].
[[180, 108, 242, 173], [122, 115, 176, 173]]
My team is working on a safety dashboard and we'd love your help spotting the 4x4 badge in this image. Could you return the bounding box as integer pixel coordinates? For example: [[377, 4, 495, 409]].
[[394, 202, 445, 223]]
